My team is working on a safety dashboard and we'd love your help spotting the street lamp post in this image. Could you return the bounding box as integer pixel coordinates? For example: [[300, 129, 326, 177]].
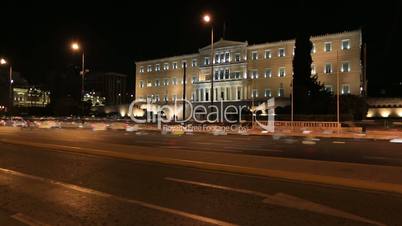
[[0, 58, 13, 114], [203, 14, 214, 109], [336, 50, 340, 132], [71, 42, 86, 115]]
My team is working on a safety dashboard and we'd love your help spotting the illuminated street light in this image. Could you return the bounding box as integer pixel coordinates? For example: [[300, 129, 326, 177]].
[[0, 58, 7, 65], [202, 13, 215, 112], [71, 42, 80, 51], [0, 57, 13, 114], [203, 14, 211, 23], [70, 41, 86, 115]]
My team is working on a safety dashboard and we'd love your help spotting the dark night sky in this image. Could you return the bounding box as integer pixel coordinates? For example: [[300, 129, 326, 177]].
[[1, 1, 401, 96]]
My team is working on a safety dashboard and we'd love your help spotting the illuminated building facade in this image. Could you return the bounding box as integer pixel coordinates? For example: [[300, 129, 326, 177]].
[[135, 30, 364, 107]]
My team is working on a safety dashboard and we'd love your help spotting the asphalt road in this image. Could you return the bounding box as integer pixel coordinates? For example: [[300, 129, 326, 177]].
[[0, 141, 401, 226], [0, 127, 402, 167]]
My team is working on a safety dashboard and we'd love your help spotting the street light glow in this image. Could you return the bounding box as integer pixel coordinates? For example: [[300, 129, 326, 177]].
[[0, 58, 7, 65], [71, 42, 80, 51], [203, 14, 211, 23]]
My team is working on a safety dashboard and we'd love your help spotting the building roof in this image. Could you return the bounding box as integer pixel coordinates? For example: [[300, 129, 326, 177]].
[[199, 38, 248, 51]]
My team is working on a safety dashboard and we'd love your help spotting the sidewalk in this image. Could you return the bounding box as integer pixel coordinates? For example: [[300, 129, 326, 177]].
[[3, 136, 402, 195]]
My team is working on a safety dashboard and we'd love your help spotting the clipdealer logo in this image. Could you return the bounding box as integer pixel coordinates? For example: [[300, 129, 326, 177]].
[[128, 98, 275, 132]]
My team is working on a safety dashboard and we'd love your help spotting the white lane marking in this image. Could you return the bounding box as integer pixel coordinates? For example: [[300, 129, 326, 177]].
[[11, 213, 50, 226], [0, 168, 237, 226], [165, 177, 385, 226], [364, 156, 401, 162], [333, 141, 346, 144], [302, 140, 316, 145], [166, 177, 269, 198], [390, 138, 402, 143]]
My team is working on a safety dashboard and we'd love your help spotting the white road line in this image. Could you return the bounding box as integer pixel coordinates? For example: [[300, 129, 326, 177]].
[[11, 213, 50, 226], [165, 177, 269, 198], [333, 141, 346, 144], [0, 168, 237, 226], [165, 177, 385, 226], [364, 156, 401, 162], [302, 140, 316, 145]]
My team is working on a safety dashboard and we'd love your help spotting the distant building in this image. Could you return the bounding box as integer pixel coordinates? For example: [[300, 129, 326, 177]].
[[85, 72, 128, 106], [13, 87, 50, 108], [135, 30, 364, 107]]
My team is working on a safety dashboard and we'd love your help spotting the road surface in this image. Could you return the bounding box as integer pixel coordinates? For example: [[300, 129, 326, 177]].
[[0, 127, 401, 225]]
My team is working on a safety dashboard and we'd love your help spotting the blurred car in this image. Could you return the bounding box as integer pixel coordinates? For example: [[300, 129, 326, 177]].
[[109, 122, 127, 130], [10, 117, 28, 128], [90, 122, 108, 131], [35, 120, 61, 129], [125, 124, 139, 132], [60, 121, 81, 129]]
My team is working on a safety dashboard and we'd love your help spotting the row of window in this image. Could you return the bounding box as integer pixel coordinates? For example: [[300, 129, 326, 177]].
[[142, 83, 352, 103], [139, 39, 352, 73], [139, 62, 352, 88], [250, 39, 351, 61], [140, 59, 199, 73]]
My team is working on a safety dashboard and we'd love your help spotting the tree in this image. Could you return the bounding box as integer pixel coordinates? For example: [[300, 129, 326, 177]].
[[292, 32, 331, 115]]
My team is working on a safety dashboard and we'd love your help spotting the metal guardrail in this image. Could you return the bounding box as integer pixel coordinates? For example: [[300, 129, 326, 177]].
[[273, 121, 341, 128]]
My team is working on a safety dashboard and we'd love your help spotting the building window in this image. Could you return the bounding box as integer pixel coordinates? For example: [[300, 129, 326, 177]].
[[235, 53, 241, 62], [341, 39, 351, 50], [237, 87, 242, 100], [311, 44, 316, 54], [163, 95, 168, 102], [155, 95, 160, 102], [147, 80, 152, 87], [341, 84, 351, 95], [192, 59, 197, 67], [172, 62, 178, 69], [292, 47, 295, 56], [341, 62, 351, 72], [264, 89, 272, 97], [220, 53, 225, 63], [172, 95, 177, 101], [192, 76, 198, 83], [225, 69, 230, 79], [264, 50, 272, 59], [214, 71, 219, 80], [204, 57, 210, 65], [140, 66, 145, 73], [225, 52, 230, 63], [147, 65, 152, 72], [252, 89, 258, 98], [219, 70, 224, 80], [140, 80, 145, 88], [265, 69, 272, 78], [163, 79, 169, 86], [251, 70, 258, 79], [325, 85, 333, 94], [154, 79, 160, 87], [172, 77, 177, 85], [234, 71, 241, 79], [324, 63, 333, 74], [182, 61, 187, 68], [311, 64, 316, 75], [324, 42, 332, 52], [278, 48, 286, 57], [278, 67, 286, 77], [252, 51, 258, 60], [155, 64, 160, 72], [278, 88, 284, 97], [163, 63, 169, 70]]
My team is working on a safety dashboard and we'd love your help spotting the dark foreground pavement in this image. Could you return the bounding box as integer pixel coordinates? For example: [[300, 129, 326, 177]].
[[0, 135, 401, 225]]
